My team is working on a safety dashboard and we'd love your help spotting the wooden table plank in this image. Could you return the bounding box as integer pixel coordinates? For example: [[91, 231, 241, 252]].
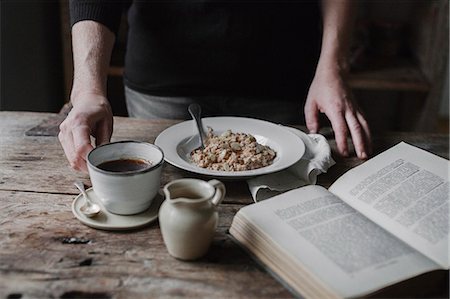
[[0, 112, 268, 204], [1, 111, 448, 204], [1, 111, 449, 299], [0, 135, 253, 204], [0, 112, 287, 297], [348, 57, 430, 92], [0, 190, 290, 298], [2, 112, 448, 195], [0, 112, 50, 137]]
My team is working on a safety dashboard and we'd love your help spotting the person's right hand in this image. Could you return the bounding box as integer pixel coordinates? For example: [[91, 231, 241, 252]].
[[58, 93, 113, 173]]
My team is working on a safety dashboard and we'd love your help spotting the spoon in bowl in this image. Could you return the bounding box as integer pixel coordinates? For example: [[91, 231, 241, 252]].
[[74, 181, 101, 217], [188, 103, 207, 150]]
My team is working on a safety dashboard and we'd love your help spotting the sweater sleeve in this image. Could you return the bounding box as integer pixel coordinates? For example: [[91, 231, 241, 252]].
[[69, 0, 125, 35]]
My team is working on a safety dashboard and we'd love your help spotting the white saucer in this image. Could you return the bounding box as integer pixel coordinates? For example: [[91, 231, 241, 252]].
[[72, 188, 163, 231]]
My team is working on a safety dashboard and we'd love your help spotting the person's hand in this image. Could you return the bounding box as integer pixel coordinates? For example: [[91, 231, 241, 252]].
[[58, 93, 113, 172], [304, 66, 372, 159]]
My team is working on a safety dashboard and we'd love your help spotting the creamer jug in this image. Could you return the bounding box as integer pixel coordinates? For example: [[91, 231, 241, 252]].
[[159, 178, 226, 260]]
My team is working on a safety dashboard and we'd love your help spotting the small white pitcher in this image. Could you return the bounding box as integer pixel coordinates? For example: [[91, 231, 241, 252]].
[[159, 178, 226, 260]]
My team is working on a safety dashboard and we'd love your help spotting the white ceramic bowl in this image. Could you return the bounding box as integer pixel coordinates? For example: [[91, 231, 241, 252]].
[[87, 141, 164, 215]]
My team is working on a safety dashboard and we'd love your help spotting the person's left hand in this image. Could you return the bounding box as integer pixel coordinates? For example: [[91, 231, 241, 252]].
[[304, 65, 372, 159]]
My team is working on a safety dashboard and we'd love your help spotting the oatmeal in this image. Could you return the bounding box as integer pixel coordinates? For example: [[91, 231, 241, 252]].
[[190, 127, 276, 171]]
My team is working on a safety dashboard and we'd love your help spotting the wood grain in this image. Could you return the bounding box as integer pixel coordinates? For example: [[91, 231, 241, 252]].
[[0, 191, 290, 299], [1, 111, 448, 298], [348, 63, 430, 92], [109, 64, 431, 92]]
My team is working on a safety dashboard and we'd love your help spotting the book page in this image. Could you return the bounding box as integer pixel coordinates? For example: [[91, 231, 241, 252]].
[[329, 142, 449, 268], [237, 185, 439, 298]]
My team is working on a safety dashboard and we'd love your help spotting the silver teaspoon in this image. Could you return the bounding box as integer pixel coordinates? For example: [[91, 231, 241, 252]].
[[74, 181, 101, 217], [188, 103, 207, 149]]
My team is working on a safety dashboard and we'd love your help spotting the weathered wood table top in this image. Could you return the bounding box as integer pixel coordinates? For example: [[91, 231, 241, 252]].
[[1, 111, 448, 299]]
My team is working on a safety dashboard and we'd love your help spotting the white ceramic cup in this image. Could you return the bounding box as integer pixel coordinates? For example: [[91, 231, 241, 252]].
[[87, 141, 164, 215]]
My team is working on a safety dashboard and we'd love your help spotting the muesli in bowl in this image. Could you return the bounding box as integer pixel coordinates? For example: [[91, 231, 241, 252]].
[[190, 127, 276, 171]]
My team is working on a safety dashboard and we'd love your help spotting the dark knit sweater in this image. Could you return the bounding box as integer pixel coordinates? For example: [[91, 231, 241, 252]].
[[70, 1, 321, 100]]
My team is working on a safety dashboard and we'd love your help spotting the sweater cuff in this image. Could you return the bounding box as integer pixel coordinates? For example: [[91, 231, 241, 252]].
[[69, 1, 123, 35]]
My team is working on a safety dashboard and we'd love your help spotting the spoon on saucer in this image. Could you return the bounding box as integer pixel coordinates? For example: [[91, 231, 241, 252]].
[[188, 103, 207, 149], [74, 181, 101, 217]]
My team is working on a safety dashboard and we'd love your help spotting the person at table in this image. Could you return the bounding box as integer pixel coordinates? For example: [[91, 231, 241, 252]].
[[59, 0, 372, 173]]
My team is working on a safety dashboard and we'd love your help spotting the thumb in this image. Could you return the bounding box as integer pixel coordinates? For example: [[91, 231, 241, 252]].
[[304, 99, 320, 134], [95, 120, 112, 146]]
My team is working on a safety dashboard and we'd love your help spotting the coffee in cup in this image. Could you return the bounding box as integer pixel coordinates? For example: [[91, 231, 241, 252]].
[[97, 158, 152, 172]]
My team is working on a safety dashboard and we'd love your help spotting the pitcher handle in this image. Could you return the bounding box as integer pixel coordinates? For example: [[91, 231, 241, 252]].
[[208, 179, 226, 206]]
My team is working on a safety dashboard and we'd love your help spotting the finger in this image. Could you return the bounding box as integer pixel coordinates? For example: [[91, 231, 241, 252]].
[[356, 112, 373, 155], [304, 99, 320, 133], [58, 129, 78, 170], [327, 111, 349, 157], [72, 125, 94, 173], [345, 112, 367, 159], [95, 119, 113, 146]]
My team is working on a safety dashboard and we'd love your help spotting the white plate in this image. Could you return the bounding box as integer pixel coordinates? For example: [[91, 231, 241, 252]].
[[72, 188, 163, 231], [155, 117, 305, 179]]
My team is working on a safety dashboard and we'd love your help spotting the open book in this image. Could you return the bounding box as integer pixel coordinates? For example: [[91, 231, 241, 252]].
[[230, 142, 449, 299]]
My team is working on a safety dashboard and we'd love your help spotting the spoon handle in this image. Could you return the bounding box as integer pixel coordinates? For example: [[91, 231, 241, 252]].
[[188, 103, 207, 148], [74, 181, 91, 204]]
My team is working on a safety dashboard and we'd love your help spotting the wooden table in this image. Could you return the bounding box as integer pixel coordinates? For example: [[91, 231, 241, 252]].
[[1, 111, 448, 298]]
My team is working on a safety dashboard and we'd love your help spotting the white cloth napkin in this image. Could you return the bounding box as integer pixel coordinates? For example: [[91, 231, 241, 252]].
[[247, 127, 335, 202]]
